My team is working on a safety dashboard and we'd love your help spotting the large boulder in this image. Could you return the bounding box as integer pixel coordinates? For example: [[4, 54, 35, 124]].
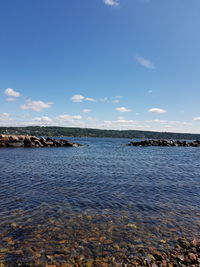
[[9, 135, 19, 142], [24, 137, 32, 147], [0, 134, 9, 142]]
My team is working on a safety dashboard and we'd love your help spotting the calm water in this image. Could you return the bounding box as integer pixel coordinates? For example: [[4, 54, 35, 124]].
[[0, 137, 200, 264]]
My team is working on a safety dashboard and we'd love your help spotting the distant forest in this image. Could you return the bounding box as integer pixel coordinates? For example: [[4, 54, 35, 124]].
[[0, 126, 200, 140]]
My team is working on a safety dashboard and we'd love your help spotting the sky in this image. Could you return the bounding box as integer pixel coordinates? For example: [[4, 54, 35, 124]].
[[1, 0, 200, 133]]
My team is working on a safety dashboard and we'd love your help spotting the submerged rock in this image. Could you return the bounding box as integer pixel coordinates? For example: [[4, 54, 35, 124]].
[[0, 135, 82, 148]]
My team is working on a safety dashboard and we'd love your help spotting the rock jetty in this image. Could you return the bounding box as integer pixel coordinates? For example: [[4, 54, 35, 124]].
[[127, 139, 200, 147], [0, 134, 82, 148]]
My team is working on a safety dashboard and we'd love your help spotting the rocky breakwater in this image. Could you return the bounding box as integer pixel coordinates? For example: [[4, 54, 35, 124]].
[[0, 134, 82, 148], [127, 139, 200, 147]]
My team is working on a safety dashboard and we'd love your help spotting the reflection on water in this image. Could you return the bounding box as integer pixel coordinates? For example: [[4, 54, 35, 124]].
[[0, 138, 200, 265]]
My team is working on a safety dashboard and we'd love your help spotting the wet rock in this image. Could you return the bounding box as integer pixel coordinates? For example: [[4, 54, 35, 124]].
[[176, 254, 185, 262], [85, 260, 94, 267], [188, 252, 197, 262], [190, 239, 198, 247], [178, 238, 190, 249], [153, 251, 164, 261]]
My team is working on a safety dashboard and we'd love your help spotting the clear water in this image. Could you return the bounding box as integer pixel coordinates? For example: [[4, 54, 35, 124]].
[[0, 138, 200, 264]]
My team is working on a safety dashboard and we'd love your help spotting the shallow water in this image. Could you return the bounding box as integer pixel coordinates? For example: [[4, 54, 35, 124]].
[[0, 137, 200, 265]]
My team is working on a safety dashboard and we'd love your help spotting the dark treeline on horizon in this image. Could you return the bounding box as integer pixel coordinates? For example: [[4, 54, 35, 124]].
[[0, 126, 200, 140]]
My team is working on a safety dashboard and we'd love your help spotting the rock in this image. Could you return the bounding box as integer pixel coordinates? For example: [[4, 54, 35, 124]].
[[85, 260, 94, 267], [53, 140, 62, 147], [190, 239, 198, 247], [127, 139, 200, 147], [0, 135, 82, 148], [144, 254, 155, 264], [178, 238, 190, 249], [6, 142, 24, 148], [33, 140, 43, 147], [176, 254, 185, 261], [153, 251, 164, 261], [0, 134, 9, 141], [188, 252, 197, 262], [39, 137, 46, 144], [9, 135, 19, 142], [24, 137, 32, 147], [45, 142, 54, 147]]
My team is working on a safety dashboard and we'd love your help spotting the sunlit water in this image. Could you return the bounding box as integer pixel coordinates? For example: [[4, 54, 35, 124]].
[[0, 138, 200, 265]]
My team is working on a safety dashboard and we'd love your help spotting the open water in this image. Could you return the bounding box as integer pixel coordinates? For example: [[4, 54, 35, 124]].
[[0, 137, 200, 265]]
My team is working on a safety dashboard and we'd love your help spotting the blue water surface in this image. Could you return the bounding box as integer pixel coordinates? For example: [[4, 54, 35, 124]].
[[0, 138, 200, 239]]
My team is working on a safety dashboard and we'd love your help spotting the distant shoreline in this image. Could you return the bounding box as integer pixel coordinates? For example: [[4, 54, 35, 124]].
[[1, 126, 200, 140]]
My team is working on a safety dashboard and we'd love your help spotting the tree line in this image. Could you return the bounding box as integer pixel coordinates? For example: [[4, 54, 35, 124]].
[[0, 126, 200, 140]]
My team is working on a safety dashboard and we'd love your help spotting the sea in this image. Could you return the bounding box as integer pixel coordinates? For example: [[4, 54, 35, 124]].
[[0, 137, 200, 264]]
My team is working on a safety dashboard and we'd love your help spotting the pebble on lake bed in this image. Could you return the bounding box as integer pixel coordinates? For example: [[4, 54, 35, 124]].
[[0, 212, 200, 266]]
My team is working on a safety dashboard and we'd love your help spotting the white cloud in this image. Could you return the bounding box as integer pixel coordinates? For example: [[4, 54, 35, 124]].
[[0, 112, 198, 133], [113, 96, 123, 103], [0, 113, 10, 120], [116, 107, 131, 113], [71, 94, 85, 102], [82, 109, 91, 113], [0, 113, 14, 125], [193, 117, 200, 121], [135, 55, 155, 69], [4, 88, 21, 97], [71, 94, 96, 103], [103, 0, 119, 6], [148, 90, 153, 94], [148, 108, 166, 114], [20, 100, 53, 112], [33, 116, 52, 123], [85, 97, 96, 102], [57, 114, 82, 121]]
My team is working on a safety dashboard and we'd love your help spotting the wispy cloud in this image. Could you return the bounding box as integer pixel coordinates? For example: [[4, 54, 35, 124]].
[[0, 113, 11, 120], [103, 0, 119, 7], [57, 114, 82, 121], [0, 113, 197, 133], [82, 109, 91, 113], [193, 117, 200, 121], [20, 100, 53, 112], [135, 55, 155, 69], [85, 97, 96, 102], [0, 113, 14, 125], [148, 108, 166, 114], [116, 106, 131, 113], [113, 96, 122, 104], [71, 94, 96, 103], [33, 116, 53, 123]]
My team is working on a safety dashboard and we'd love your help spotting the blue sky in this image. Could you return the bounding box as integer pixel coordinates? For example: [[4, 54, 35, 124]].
[[1, 0, 200, 132]]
